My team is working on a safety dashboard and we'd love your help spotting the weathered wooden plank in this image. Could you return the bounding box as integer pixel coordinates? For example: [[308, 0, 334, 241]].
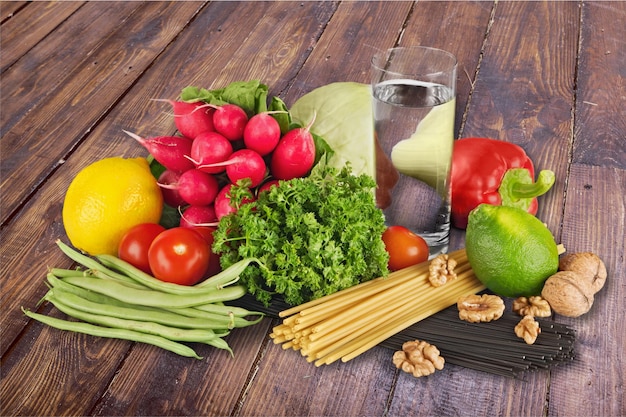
[[0, 1, 204, 226], [0, 304, 132, 416], [227, 3, 412, 416], [390, 366, 551, 416], [548, 164, 625, 417], [392, 1, 580, 416], [1, 1, 143, 136], [0, 1, 205, 353], [91, 319, 274, 416], [545, 4, 626, 415], [0, 2, 335, 416], [281, 1, 412, 95], [239, 342, 395, 417], [0, 1, 27, 23], [573, 1, 626, 169], [240, 2, 495, 416], [0, 1, 84, 72], [461, 0, 579, 236]]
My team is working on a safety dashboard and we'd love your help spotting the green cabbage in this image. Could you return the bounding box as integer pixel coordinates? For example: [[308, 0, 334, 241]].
[[290, 82, 376, 179]]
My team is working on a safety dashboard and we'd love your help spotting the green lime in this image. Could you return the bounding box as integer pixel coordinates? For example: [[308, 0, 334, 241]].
[[465, 204, 559, 297]]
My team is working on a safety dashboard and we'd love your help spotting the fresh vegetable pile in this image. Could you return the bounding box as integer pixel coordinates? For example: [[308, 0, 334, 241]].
[[27, 79, 603, 374]]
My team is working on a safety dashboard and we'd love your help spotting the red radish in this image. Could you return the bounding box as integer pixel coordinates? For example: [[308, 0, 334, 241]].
[[243, 113, 281, 156], [212, 104, 248, 141], [270, 121, 316, 180], [124, 130, 194, 173], [158, 170, 186, 207], [214, 183, 255, 219], [257, 179, 280, 195], [159, 168, 219, 206], [189, 131, 233, 174], [179, 205, 218, 228], [225, 149, 266, 187], [157, 100, 215, 139], [198, 149, 267, 188]]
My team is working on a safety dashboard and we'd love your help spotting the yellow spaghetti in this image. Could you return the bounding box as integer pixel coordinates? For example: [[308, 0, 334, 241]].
[[270, 249, 486, 365]]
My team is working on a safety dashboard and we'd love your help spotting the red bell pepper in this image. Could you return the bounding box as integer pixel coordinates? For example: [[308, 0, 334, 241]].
[[450, 137, 555, 229]]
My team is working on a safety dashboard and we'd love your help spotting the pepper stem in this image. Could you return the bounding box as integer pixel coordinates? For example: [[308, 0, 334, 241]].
[[498, 169, 555, 211], [509, 170, 555, 199]]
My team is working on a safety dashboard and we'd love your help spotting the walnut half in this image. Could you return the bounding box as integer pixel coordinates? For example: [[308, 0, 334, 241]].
[[512, 296, 552, 318], [515, 315, 541, 344], [428, 254, 457, 287], [392, 340, 445, 378], [457, 294, 505, 323]]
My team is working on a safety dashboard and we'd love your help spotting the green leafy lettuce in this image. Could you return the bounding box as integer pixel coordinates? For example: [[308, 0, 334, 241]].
[[212, 163, 389, 307]]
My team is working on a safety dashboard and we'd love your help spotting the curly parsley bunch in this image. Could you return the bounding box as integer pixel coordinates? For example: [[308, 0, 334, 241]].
[[213, 164, 389, 307]]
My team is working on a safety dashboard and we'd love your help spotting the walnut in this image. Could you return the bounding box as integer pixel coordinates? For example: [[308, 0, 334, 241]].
[[512, 296, 552, 317], [515, 315, 541, 344], [428, 254, 457, 287], [559, 252, 607, 294], [392, 340, 444, 378], [541, 271, 594, 317], [457, 294, 505, 323]]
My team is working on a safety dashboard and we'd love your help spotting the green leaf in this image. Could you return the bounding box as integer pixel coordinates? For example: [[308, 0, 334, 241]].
[[213, 163, 389, 307], [290, 82, 376, 179]]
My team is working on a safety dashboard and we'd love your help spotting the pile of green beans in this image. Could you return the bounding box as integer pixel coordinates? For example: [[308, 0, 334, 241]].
[[23, 240, 264, 359]]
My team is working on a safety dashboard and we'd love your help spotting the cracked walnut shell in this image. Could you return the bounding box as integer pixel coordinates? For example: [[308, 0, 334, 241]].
[[428, 254, 457, 287], [512, 296, 552, 317], [559, 252, 607, 294], [515, 315, 541, 344], [392, 340, 444, 378], [457, 294, 505, 323], [541, 270, 594, 317]]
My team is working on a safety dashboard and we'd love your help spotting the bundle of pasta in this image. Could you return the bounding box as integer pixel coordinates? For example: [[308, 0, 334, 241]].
[[270, 249, 486, 366]]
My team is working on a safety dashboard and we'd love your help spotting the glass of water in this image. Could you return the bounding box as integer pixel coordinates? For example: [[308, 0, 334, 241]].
[[371, 46, 457, 256]]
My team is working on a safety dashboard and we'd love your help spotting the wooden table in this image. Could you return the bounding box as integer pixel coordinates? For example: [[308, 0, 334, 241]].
[[1, 1, 624, 416]]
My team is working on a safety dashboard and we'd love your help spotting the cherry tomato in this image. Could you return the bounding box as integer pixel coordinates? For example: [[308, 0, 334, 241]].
[[148, 227, 211, 285], [118, 223, 166, 274], [381, 225, 429, 271]]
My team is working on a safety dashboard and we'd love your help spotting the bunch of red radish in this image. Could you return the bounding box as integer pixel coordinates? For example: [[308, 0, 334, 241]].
[[125, 99, 316, 227]]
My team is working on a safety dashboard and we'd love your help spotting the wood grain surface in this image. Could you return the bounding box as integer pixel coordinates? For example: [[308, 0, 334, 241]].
[[1, 2, 624, 416]]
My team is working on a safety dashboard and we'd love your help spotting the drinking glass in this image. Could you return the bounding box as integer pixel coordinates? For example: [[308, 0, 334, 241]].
[[371, 46, 457, 256]]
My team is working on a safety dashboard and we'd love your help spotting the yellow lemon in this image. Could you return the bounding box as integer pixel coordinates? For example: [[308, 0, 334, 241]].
[[62, 157, 163, 255], [465, 204, 559, 297]]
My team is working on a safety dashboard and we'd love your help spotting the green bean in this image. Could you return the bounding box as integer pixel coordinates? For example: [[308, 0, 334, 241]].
[[49, 267, 93, 278], [22, 307, 202, 359], [194, 258, 259, 289], [49, 287, 258, 330], [60, 275, 247, 308], [97, 254, 257, 294], [96, 253, 225, 295], [203, 336, 233, 357], [47, 273, 154, 310], [55, 240, 141, 287], [50, 268, 144, 289], [49, 272, 263, 326], [44, 293, 223, 343], [192, 302, 263, 318]]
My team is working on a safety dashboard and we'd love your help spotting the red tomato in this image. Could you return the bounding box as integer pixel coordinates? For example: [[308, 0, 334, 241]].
[[148, 227, 211, 285], [188, 226, 222, 278], [118, 223, 166, 274], [381, 226, 429, 271]]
